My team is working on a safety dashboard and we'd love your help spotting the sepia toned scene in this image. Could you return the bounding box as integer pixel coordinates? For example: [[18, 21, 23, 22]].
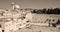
[[0, 0, 60, 32]]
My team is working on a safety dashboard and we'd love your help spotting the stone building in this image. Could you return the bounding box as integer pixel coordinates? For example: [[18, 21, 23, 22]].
[[0, 2, 32, 32]]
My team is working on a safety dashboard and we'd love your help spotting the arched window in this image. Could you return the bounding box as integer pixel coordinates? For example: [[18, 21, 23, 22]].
[[53, 19, 55, 22], [26, 21, 29, 23], [0, 24, 1, 28], [2, 30, 4, 32]]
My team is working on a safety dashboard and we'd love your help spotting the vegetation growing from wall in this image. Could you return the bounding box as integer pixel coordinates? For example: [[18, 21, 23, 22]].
[[32, 8, 60, 14]]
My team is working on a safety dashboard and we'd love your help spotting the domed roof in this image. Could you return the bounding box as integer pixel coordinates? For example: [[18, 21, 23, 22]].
[[14, 5, 20, 9]]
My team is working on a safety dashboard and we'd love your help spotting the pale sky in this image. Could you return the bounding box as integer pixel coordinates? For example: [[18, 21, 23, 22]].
[[0, 0, 60, 9]]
